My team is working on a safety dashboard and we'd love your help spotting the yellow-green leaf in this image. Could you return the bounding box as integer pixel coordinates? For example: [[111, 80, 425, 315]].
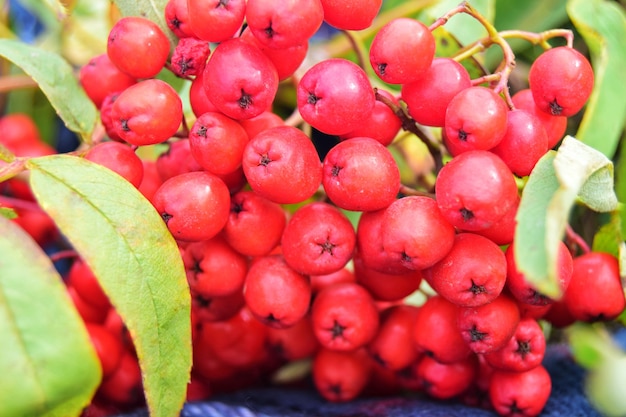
[[0, 39, 97, 142], [27, 155, 192, 417], [0, 215, 101, 417], [515, 136, 617, 297], [567, 0, 626, 158]]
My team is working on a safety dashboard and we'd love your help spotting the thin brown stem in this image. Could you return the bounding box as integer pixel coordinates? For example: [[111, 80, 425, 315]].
[[0, 195, 42, 212], [49, 249, 79, 263], [565, 224, 591, 256], [341, 30, 367, 71]]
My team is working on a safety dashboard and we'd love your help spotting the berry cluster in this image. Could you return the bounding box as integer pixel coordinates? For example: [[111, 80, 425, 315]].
[[0, 1, 622, 417]]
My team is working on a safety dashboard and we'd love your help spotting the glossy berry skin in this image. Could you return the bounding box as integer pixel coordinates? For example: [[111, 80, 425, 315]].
[[238, 110, 284, 140], [425, 233, 507, 308], [191, 289, 245, 323], [222, 190, 286, 257], [266, 316, 320, 361], [281, 202, 356, 276], [189, 111, 249, 176], [353, 254, 422, 302], [182, 236, 248, 297], [84, 141, 144, 188], [472, 194, 519, 246], [203, 38, 279, 120], [245, 0, 323, 49], [564, 252, 626, 322], [297, 58, 375, 135], [79, 53, 136, 108], [339, 89, 402, 146], [489, 365, 552, 417], [165, 0, 194, 38], [370, 18, 435, 84], [435, 150, 518, 232], [322, 137, 400, 212], [187, 0, 246, 42], [189, 69, 219, 117], [156, 139, 203, 182], [311, 282, 380, 351], [239, 29, 309, 82], [529, 46, 594, 117], [505, 241, 573, 306], [401, 57, 472, 127], [490, 109, 550, 177], [444, 87, 509, 155], [356, 209, 414, 275], [151, 171, 230, 242], [483, 317, 546, 373], [457, 294, 521, 354], [111, 79, 183, 146], [413, 295, 473, 364], [367, 305, 420, 371], [416, 355, 478, 400], [320, 0, 382, 30], [242, 125, 322, 204], [243, 255, 311, 329], [313, 347, 372, 402], [381, 196, 456, 271], [511, 89, 567, 149], [107, 16, 170, 79]]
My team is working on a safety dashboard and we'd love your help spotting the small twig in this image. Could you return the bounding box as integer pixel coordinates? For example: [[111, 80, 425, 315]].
[[49, 249, 79, 263], [341, 30, 367, 71], [0, 195, 42, 212], [565, 224, 591, 256]]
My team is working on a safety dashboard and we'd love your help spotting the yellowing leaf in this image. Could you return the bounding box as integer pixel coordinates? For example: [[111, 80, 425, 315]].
[[27, 155, 191, 417], [0, 216, 101, 417]]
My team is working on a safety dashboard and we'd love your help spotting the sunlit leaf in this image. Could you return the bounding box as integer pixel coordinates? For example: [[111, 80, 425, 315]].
[[566, 322, 622, 369], [568, 0, 626, 158], [515, 136, 617, 297], [0, 215, 101, 417], [27, 155, 192, 417], [0, 39, 97, 143], [0, 207, 17, 219]]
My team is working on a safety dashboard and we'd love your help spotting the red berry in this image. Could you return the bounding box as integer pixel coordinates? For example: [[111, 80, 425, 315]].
[[151, 171, 230, 242], [353, 254, 422, 302], [416, 354, 478, 400], [311, 282, 379, 351], [413, 295, 473, 364], [564, 252, 626, 322], [187, 0, 246, 42], [245, 0, 323, 49], [85, 323, 124, 379], [84, 141, 144, 188], [222, 190, 286, 257], [188, 111, 249, 176], [243, 255, 311, 329], [322, 137, 400, 212], [281, 202, 356, 276], [242, 125, 322, 204], [110, 79, 183, 146], [489, 365, 552, 417], [444, 86, 509, 155], [369, 18, 435, 84], [156, 139, 203, 182], [320, 0, 382, 30], [79, 53, 136, 108], [164, 0, 194, 38], [182, 236, 248, 298], [529, 46, 594, 117], [435, 150, 518, 232], [483, 317, 546, 373], [203, 38, 279, 120], [107, 16, 170, 79], [512, 88, 568, 149], [425, 233, 507, 308], [457, 294, 521, 354], [297, 58, 375, 135], [381, 196, 456, 270], [339, 89, 402, 146], [368, 305, 420, 371], [312, 347, 372, 402], [170, 37, 211, 78], [401, 57, 471, 127]]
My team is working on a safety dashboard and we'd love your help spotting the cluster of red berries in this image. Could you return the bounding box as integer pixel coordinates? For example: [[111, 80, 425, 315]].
[[1, 1, 623, 416]]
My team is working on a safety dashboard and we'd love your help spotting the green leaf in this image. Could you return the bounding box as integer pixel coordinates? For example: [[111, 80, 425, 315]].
[[592, 211, 624, 258], [112, 0, 178, 54], [0, 39, 97, 143], [0, 207, 18, 219], [566, 322, 622, 369], [27, 155, 192, 417], [0, 215, 101, 417], [515, 136, 617, 297], [567, 0, 626, 158]]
